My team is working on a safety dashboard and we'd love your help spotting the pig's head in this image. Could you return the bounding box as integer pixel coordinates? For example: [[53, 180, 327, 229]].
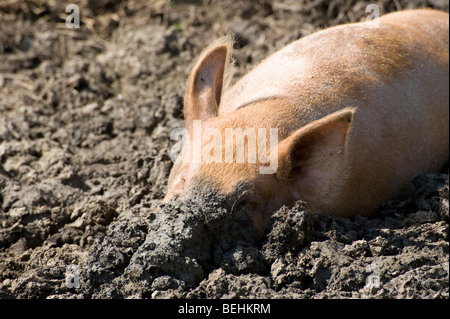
[[164, 37, 354, 233]]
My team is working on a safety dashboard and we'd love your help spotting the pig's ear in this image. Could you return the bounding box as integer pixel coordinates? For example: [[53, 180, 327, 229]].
[[276, 109, 354, 194], [184, 36, 233, 128]]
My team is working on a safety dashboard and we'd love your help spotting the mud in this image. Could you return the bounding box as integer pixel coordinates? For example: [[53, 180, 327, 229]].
[[0, 0, 448, 299]]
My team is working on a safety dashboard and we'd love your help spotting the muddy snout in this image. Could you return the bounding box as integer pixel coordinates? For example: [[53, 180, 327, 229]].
[[165, 184, 269, 235]]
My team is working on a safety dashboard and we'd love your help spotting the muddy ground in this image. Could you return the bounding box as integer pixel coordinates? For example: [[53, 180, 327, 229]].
[[0, 0, 448, 299]]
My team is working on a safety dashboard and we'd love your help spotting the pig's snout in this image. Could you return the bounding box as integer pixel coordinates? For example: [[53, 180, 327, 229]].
[[164, 178, 271, 234]]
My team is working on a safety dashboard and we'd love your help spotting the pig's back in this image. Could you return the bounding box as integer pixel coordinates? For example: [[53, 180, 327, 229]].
[[220, 9, 449, 119]]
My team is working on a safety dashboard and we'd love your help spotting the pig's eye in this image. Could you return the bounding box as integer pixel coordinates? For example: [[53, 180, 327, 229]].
[[175, 171, 187, 188], [231, 192, 262, 221], [178, 176, 186, 185]]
